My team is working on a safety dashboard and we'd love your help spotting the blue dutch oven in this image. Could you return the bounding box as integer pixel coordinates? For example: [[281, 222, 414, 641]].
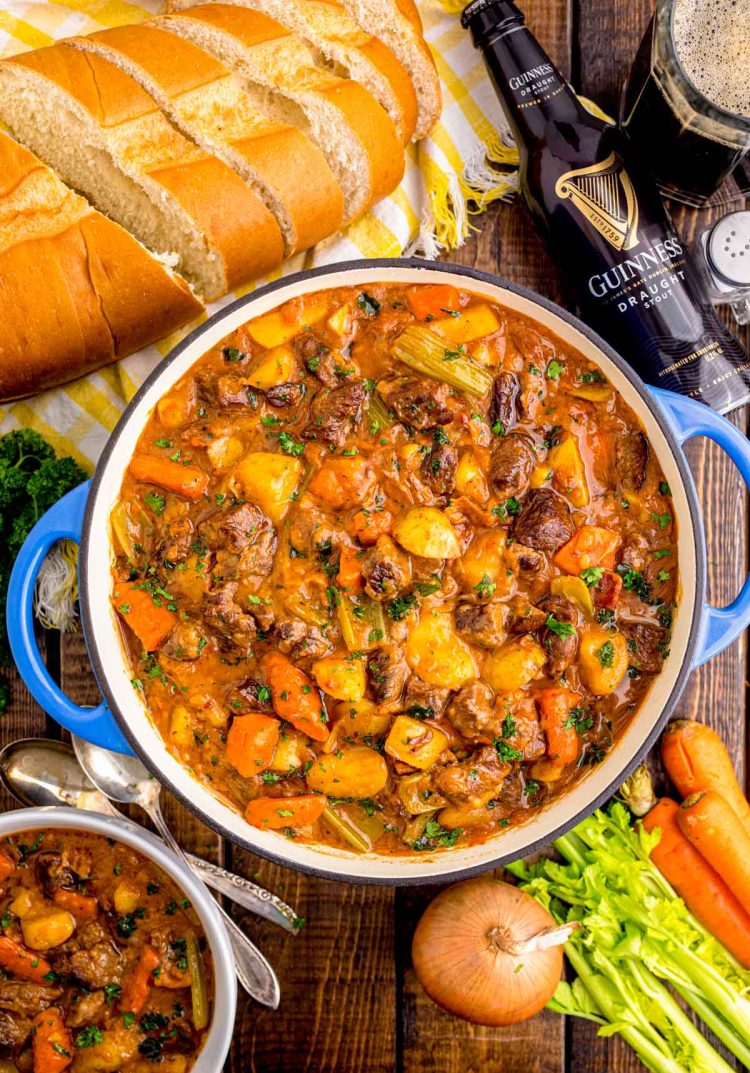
[[7, 259, 750, 885]]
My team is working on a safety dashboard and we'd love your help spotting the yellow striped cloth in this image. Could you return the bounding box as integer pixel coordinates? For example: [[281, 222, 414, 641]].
[[0, 0, 521, 469]]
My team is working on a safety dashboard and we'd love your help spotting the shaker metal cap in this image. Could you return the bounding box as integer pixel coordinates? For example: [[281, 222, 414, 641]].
[[706, 211, 750, 287]]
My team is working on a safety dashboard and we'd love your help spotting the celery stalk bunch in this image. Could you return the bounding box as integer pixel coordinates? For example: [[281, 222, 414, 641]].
[[508, 803, 750, 1073]]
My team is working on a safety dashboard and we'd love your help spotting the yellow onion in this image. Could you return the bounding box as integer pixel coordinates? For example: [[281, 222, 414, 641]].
[[412, 877, 575, 1026]]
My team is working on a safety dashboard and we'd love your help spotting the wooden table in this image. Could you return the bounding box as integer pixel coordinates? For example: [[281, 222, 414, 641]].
[[5, 0, 750, 1069]]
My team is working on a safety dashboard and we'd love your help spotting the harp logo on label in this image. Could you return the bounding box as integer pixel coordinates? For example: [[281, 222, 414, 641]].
[[555, 152, 640, 251]]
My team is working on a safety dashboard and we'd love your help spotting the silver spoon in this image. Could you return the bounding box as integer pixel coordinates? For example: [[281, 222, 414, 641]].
[[0, 738, 299, 933], [72, 735, 281, 1009]]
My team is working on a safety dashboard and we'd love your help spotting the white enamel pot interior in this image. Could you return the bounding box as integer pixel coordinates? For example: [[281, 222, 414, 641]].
[[81, 259, 703, 885], [0, 807, 236, 1067]]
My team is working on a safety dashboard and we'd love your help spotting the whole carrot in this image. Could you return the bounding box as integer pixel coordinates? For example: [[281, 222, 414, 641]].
[[662, 720, 750, 835], [678, 790, 750, 918], [642, 798, 750, 967]]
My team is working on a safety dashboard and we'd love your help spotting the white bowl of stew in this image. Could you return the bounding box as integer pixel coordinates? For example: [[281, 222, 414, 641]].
[[0, 807, 236, 1071], [9, 260, 750, 884]]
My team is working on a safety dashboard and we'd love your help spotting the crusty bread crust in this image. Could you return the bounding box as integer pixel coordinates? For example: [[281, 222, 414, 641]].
[[0, 132, 202, 400], [71, 24, 345, 253], [0, 44, 285, 296]]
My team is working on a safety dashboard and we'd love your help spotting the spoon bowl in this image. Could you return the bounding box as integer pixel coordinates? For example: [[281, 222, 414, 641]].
[[72, 735, 156, 805]]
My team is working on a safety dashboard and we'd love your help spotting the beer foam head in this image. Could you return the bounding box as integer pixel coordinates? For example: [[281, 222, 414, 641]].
[[673, 0, 750, 117]]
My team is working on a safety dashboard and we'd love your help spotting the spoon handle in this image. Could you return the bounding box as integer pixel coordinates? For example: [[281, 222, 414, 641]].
[[146, 802, 281, 1008], [73, 794, 298, 932]]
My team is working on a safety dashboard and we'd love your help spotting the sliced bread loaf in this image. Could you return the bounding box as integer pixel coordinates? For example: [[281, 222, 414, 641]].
[[74, 20, 401, 226], [159, 0, 417, 143], [71, 24, 346, 249], [0, 44, 284, 298], [336, 0, 441, 139], [0, 130, 202, 399]]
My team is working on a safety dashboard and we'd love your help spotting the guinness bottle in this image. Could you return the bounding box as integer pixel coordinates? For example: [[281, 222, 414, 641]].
[[461, 0, 750, 414]]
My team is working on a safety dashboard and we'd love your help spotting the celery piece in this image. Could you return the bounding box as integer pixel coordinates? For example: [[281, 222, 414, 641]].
[[367, 391, 394, 432], [337, 593, 386, 652], [186, 934, 209, 1031], [391, 325, 494, 397], [323, 803, 384, 852]]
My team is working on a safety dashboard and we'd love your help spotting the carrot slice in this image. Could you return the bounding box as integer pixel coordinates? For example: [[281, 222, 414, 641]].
[[407, 284, 461, 320], [112, 581, 176, 652], [553, 525, 621, 574], [121, 945, 160, 1014], [0, 935, 52, 982], [662, 720, 750, 836], [677, 790, 750, 917], [643, 798, 750, 967], [244, 794, 327, 830], [226, 711, 280, 777], [52, 889, 98, 920], [32, 1008, 73, 1073], [537, 687, 580, 767], [352, 508, 393, 546], [337, 546, 363, 591], [0, 853, 15, 883], [261, 651, 329, 742], [307, 457, 375, 509], [129, 455, 209, 501]]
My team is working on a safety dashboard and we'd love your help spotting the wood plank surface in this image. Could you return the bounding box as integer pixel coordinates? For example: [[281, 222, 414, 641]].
[[2, 1, 750, 1070]]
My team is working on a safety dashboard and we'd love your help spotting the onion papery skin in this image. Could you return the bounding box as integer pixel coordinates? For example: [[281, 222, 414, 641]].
[[412, 877, 564, 1026]]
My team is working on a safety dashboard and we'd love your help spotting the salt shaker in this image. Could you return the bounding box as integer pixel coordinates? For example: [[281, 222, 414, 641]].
[[696, 211, 750, 326]]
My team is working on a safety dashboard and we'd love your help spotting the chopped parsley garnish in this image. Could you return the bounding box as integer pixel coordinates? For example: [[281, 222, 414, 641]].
[[75, 1026, 103, 1049], [222, 346, 245, 362], [595, 641, 616, 668], [659, 481, 671, 496], [144, 491, 165, 516], [494, 739, 524, 762], [412, 819, 462, 851], [545, 614, 575, 638], [357, 292, 381, 316], [580, 567, 604, 588], [278, 432, 305, 457], [578, 369, 606, 384], [385, 592, 418, 621], [116, 907, 146, 938], [475, 574, 497, 598], [104, 983, 122, 1004], [443, 345, 466, 362], [651, 511, 672, 529], [546, 359, 564, 380], [563, 705, 593, 732]]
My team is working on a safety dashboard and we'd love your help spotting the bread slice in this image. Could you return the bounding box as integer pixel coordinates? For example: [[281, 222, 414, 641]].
[[74, 20, 402, 226], [336, 0, 441, 139], [71, 24, 346, 245], [0, 130, 202, 400], [160, 0, 417, 143], [0, 44, 284, 299]]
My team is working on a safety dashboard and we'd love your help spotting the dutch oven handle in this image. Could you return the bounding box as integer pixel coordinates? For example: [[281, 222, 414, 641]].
[[6, 481, 133, 754], [651, 387, 750, 668]]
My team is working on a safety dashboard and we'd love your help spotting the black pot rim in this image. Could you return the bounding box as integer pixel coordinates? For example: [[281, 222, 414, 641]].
[[80, 257, 705, 886]]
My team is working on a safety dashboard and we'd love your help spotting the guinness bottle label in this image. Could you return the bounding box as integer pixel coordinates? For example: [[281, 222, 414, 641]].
[[555, 153, 640, 252]]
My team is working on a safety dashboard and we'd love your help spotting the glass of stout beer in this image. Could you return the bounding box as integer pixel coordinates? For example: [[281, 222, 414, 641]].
[[622, 0, 750, 207]]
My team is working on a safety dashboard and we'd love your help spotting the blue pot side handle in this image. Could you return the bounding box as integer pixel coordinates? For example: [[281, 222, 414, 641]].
[[7, 481, 133, 754], [652, 388, 750, 668]]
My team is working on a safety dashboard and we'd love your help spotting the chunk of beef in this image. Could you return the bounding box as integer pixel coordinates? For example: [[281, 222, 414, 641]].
[[203, 584, 257, 649], [161, 622, 205, 661], [215, 374, 251, 407], [506, 596, 547, 634], [454, 601, 506, 648], [275, 619, 331, 662], [228, 676, 274, 713], [513, 489, 575, 551], [361, 536, 411, 601], [433, 746, 510, 806], [199, 503, 271, 554], [264, 382, 305, 408], [504, 542, 546, 577], [59, 941, 123, 988], [236, 529, 277, 588], [0, 981, 61, 1017], [34, 850, 74, 896], [446, 681, 498, 742], [0, 1008, 30, 1051], [288, 504, 339, 557], [500, 692, 546, 761], [489, 432, 536, 497], [539, 594, 578, 677], [159, 517, 193, 565], [488, 371, 519, 433], [295, 333, 339, 386], [67, 989, 106, 1028], [616, 431, 649, 491], [622, 621, 665, 673], [403, 676, 449, 719], [367, 645, 409, 703], [301, 380, 367, 446], [420, 443, 457, 497], [378, 377, 453, 429]]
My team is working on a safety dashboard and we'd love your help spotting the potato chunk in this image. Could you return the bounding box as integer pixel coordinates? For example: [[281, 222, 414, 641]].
[[548, 434, 589, 508], [235, 453, 302, 525], [484, 636, 546, 692], [245, 295, 329, 347], [22, 911, 75, 950], [405, 610, 476, 691], [393, 508, 461, 560], [306, 746, 387, 798], [312, 656, 367, 702], [333, 700, 392, 741], [385, 715, 448, 771], [579, 626, 629, 695], [246, 345, 296, 390], [432, 303, 501, 344]]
